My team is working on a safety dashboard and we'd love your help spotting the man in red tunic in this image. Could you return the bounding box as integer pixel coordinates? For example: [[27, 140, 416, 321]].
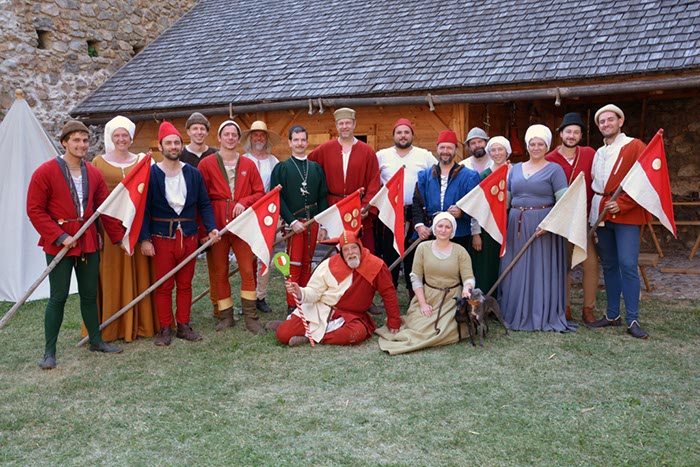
[[586, 104, 650, 339], [275, 230, 401, 347], [198, 120, 266, 334], [27, 121, 125, 369], [545, 112, 598, 324], [308, 108, 381, 253]]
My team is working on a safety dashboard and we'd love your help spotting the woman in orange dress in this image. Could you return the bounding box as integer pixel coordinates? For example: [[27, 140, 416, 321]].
[[89, 116, 159, 341]]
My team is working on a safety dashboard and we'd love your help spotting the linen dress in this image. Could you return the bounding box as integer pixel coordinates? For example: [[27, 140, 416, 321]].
[[83, 155, 159, 342], [498, 162, 573, 332], [377, 241, 474, 355]]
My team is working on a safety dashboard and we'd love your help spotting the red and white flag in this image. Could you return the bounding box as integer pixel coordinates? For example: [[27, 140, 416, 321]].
[[456, 164, 509, 257], [538, 172, 589, 267], [314, 188, 363, 238], [621, 129, 676, 237], [369, 167, 405, 257], [225, 186, 282, 275], [96, 153, 152, 255]]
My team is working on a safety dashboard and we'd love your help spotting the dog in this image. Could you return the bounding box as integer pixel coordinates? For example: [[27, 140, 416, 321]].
[[454, 288, 510, 347]]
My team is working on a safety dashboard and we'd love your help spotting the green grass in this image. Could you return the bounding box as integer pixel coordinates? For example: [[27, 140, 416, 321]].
[[1, 259, 699, 466]]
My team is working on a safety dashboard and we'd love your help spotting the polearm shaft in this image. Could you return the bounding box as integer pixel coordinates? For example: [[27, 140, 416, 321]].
[[388, 238, 426, 272], [587, 186, 623, 237], [0, 210, 101, 330], [486, 229, 543, 297]]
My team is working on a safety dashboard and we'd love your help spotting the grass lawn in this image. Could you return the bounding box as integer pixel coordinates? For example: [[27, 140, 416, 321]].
[[1, 259, 699, 466]]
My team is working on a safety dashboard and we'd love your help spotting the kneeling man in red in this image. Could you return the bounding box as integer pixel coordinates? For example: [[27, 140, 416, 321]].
[[275, 230, 401, 347]]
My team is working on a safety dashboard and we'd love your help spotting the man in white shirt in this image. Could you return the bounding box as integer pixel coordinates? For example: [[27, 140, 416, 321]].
[[241, 121, 280, 313], [376, 118, 436, 296]]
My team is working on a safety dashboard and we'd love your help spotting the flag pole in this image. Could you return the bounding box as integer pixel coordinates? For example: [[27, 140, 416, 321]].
[[486, 229, 546, 297], [388, 238, 426, 272], [0, 209, 101, 330], [78, 186, 283, 346], [587, 186, 623, 238]]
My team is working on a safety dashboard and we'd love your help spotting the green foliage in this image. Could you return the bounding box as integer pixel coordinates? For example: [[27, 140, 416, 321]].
[[1, 261, 699, 465]]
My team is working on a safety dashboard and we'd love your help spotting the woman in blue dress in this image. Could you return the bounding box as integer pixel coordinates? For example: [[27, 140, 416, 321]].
[[499, 124, 575, 332]]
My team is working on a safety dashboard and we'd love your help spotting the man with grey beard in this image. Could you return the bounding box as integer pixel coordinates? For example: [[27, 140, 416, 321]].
[[272, 230, 401, 347], [241, 120, 280, 314]]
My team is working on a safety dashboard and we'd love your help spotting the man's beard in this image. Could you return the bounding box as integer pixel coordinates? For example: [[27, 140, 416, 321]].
[[395, 138, 412, 150], [562, 139, 580, 149], [471, 148, 486, 158], [163, 150, 180, 161], [346, 257, 361, 268], [252, 141, 267, 152]]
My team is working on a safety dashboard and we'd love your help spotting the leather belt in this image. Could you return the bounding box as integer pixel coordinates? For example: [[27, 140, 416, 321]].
[[593, 190, 615, 197], [151, 217, 196, 238], [515, 205, 553, 237], [54, 217, 83, 225], [292, 203, 317, 217], [424, 280, 461, 335]]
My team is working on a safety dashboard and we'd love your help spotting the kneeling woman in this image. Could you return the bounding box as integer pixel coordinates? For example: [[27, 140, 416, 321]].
[[376, 212, 474, 355]]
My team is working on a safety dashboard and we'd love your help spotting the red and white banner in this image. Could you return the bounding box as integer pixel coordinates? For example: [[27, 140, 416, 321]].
[[621, 129, 677, 237], [456, 164, 509, 257], [96, 153, 152, 255], [225, 187, 281, 275], [369, 166, 405, 257], [314, 188, 363, 238], [538, 172, 589, 267]]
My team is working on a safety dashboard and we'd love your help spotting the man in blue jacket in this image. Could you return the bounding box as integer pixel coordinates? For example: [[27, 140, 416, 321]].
[[413, 129, 480, 249], [139, 121, 219, 346]]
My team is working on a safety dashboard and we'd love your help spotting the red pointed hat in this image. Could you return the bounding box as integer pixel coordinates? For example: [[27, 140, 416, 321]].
[[437, 130, 459, 146], [158, 121, 182, 143], [320, 229, 363, 249]]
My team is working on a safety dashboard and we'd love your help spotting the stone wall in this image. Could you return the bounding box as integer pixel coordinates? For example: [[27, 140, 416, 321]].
[[0, 0, 197, 137]]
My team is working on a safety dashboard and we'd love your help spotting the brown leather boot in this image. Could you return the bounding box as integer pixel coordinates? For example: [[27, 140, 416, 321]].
[[215, 307, 235, 332], [241, 298, 265, 335], [565, 306, 572, 321], [289, 335, 309, 347], [177, 323, 203, 342], [265, 320, 284, 331], [154, 327, 172, 346], [581, 306, 596, 324]]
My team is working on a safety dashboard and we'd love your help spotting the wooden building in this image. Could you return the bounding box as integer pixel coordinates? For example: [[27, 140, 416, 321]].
[[71, 0, 700, 202]]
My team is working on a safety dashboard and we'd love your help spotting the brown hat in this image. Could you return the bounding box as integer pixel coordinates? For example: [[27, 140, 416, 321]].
[[240, 121, 281, 151], [60, 120, 90, 142], [333, 107, 356, 121], [185, 112, 210, 130]]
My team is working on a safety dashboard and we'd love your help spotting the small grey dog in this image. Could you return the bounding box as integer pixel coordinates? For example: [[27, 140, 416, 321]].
[[455, 288, 510, 347]]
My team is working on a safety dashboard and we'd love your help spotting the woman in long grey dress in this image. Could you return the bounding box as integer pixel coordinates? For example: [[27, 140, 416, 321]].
[[498, 125, 574, 332], [376, 212, 474, 355]]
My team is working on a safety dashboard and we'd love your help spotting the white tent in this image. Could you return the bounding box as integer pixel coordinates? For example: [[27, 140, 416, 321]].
[[0, 91, 77, 302]]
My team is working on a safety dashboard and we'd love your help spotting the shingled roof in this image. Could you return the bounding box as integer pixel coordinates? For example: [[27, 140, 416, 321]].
[[72, 0, 700, 116]]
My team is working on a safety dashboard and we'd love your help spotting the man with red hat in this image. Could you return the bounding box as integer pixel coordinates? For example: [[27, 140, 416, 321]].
[[139, 121, 219, 346], [413, 129, 480, 249], [309, 107, 381, 253], [27, 120, 126, 369], [197, 120, 266, 334], [273, 230, 401, 347], [376, 118, 436, 296], [545, 112, 599, 324]]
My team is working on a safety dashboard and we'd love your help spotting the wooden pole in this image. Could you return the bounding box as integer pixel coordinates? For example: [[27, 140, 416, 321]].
[[587, 186, 623, 238], [486, 230, 543, 297], [388, 238, 426, 272], [0, 210, 101, 330]]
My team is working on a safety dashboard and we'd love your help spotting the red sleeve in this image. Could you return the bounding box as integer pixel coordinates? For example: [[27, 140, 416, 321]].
[[374, 264, 401, 330], [237, 158, 265, 208], [362, 147, 381, 213], [26, 164, 65, 246]]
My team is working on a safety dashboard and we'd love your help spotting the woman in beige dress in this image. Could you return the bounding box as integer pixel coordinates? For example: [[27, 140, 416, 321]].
[[377, 212, 474, 355]]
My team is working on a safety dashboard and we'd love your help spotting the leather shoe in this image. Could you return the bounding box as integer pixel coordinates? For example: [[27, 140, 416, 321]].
[[89, 342, 123, 353], [39, 354, 56, 370], [176, 323, 203, 342], [154, 327, 172, 346], [256, 298, 273, 313], [626, 320, 649, 339], [265, 320, 283, 331], [289, 335, 309, 347], [587, 315, 622, 328]]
